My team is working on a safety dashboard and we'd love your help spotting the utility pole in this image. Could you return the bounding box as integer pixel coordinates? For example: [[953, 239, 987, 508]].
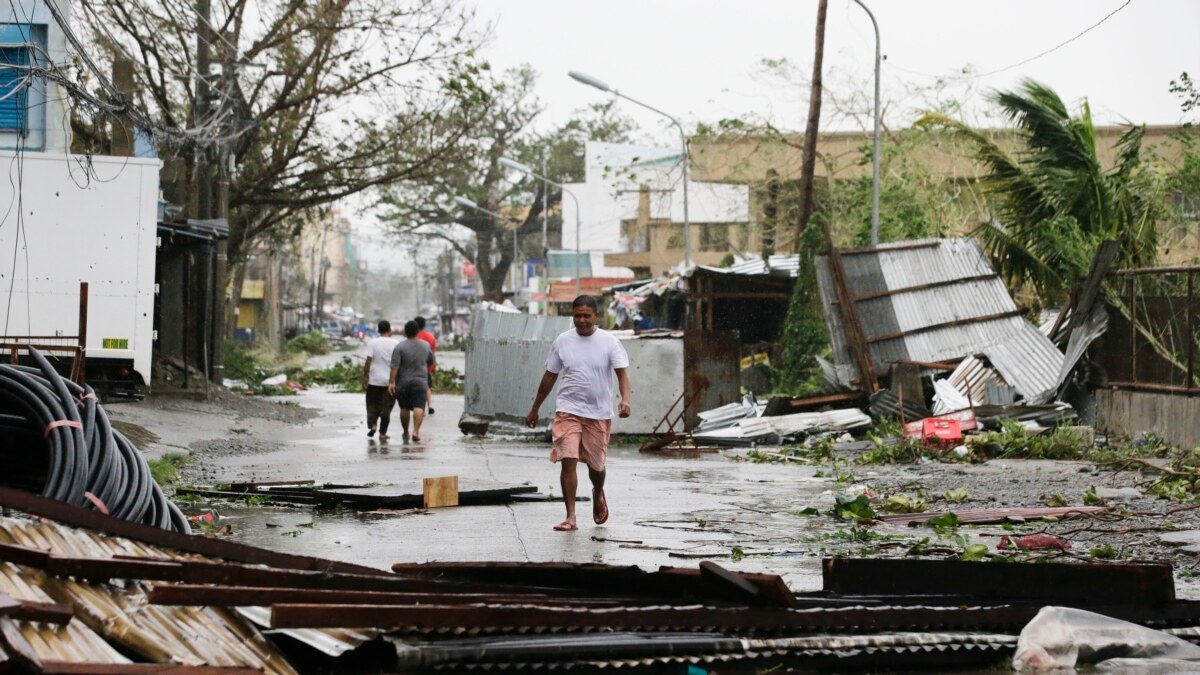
[[195, 0, 212, 222], [195, 0, 226, 384], [209, 26, 239, 381], [541, 155, 548, 315]]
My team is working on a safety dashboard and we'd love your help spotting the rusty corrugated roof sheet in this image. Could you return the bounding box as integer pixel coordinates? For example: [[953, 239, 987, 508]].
[[815, 238, 1064, 403], [0, 516, 301, 672]]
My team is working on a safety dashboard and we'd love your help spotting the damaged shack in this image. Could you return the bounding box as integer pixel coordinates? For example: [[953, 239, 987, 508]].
[[814, 238, 1064, 405]]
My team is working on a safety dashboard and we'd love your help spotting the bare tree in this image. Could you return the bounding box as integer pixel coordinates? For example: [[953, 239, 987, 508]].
[[80, 0, 492, 327], [377, 67, 634, 300]]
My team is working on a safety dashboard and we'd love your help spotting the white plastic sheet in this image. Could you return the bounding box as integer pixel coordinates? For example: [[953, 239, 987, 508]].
[[1013, 606, 1200, 671]]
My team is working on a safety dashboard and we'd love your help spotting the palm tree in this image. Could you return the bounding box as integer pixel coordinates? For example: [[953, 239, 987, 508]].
[[919, 80, 1159, 304]]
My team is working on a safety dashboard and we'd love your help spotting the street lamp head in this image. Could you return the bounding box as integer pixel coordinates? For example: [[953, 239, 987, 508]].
[[568, 70, 610, 93], [498, 156, 533, 174], [453, 196, 479, 209]]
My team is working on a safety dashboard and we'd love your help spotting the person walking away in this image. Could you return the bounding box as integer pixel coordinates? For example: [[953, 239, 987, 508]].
[[362, 320, 399, 441], [526, 295, 631, 531], [389, 320, 435, 442], [414, 316, 438, 415]]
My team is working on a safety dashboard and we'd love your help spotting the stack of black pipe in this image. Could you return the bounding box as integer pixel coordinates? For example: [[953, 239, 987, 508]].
[[0, 348, 190, 533]]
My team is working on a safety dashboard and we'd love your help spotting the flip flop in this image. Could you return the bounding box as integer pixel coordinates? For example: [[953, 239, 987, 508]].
[[553, 520, 578, 531], [594, 489, 609, 525]]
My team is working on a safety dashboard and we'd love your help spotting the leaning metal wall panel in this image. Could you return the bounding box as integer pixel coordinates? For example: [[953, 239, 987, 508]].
[[465, 310, 685, 433]]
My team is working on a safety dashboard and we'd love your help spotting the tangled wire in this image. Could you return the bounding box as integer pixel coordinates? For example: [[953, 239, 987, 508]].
[[0, 348, 190, 533]]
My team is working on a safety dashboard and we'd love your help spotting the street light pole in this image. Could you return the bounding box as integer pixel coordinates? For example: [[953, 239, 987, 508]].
[[568, 71, 691, 268], [541, 155, 549, 315], [850, 0, 882, 246], [497, 158, 584, 296]]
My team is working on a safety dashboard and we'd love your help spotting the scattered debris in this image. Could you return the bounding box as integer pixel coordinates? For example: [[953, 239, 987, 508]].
[[693, 408, 871, 446], [998, 534, 1072, 551], [877, 505, 1108, 527], [179, 480, 539, 510]]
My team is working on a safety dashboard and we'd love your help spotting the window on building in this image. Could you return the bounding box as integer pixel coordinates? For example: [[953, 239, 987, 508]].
[[0, 46, 28, 134], [699, 224, 732, 252], [0, 23, 47, 148], [620, 219, 649, 252]]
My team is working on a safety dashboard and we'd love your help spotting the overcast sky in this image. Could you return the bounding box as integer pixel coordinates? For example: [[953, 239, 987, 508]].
[[358, 0, 1198, 275], [472, 0, 1198, 145]]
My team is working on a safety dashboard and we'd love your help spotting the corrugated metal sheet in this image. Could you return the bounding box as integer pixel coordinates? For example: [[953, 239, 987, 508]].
[[0, 516, 299, 672], [0, 563, 131, 665], [465, 310, 688, 433], [814, 238, 1064, 402], [700, 254, 802, 277]]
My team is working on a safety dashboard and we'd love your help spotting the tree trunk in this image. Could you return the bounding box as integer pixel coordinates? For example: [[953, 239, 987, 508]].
[[796, 0, 828, 250], [476, 232, 513, 302]]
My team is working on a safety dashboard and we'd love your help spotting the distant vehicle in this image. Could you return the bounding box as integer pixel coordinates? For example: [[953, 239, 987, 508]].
[[320, 319, 348, 337]]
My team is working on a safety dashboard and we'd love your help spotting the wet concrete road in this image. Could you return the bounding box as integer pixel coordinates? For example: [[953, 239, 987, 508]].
[[203, 386, 834, 590]]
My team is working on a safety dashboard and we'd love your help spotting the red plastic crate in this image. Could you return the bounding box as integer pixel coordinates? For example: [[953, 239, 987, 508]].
[[921, 418, 962, 444]]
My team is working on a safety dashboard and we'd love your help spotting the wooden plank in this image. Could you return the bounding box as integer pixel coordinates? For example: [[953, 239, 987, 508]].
[[865, 309, 1026, 345], [423, 476, 459, 508], [852, 273, 998, 303]]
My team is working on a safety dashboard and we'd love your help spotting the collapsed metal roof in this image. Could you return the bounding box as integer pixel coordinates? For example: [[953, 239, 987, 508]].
[[698, 254, 802, 277], [815, 238, 1064, 403]]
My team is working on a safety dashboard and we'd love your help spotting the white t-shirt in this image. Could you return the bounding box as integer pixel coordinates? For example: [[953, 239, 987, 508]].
[[365, 335, 400, 386], [545, 329, 630, 420]]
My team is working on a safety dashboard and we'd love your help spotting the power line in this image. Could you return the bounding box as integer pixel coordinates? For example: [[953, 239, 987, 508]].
[[887, 0, 1134, 82]]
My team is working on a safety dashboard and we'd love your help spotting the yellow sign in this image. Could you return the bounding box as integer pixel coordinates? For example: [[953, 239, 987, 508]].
[[739, 352, 769, 369], [102, 338, 129, 349]]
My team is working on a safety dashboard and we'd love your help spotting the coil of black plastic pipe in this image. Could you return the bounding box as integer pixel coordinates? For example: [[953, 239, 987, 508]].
[[0, 348, 191, 534]]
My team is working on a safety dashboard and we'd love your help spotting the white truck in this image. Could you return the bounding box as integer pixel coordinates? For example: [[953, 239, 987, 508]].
[[0, 151, 160, 393]]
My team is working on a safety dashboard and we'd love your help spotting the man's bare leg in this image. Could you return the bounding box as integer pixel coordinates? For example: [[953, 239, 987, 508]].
[[589, 466, 608, 523], [411, 408, 426, 441], [556, 459, 578, 530], [399, 408, 411, 442]]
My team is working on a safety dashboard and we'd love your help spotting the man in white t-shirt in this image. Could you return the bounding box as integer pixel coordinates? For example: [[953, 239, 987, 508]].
[[362, 320, 400, 441], [526, 295, 631, 532]]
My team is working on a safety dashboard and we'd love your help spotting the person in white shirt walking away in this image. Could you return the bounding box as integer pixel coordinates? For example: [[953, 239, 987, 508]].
[[362, 320, 400, 441], [526, 295, 631, 531]]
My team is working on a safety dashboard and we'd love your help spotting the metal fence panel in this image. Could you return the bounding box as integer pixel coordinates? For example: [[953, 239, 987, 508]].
[[465, 310, 687, 434]]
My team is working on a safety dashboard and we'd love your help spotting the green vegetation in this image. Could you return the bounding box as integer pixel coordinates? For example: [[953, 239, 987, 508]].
[[881, 494, 928, 514], [285, 330, 330, 356], [296, 356, 365, 393], [831, 493, 876, 521], [148, 452, 191, 487], [944, 488, 969, 504], [775, 219, 831, 396], [431, 367, 464, 394], [920, 79, 1164, 306], [969, 421, 1088, 460]]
